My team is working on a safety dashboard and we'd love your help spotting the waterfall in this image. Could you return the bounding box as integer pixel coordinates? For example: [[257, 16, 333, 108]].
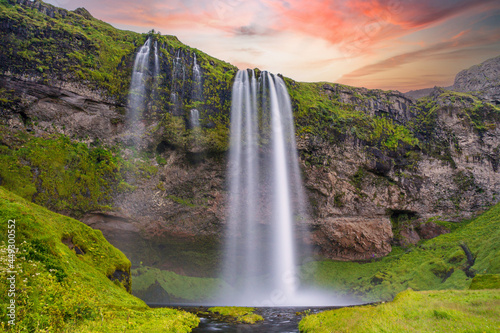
[[192, 53, 202, 101], [127, 38, 151, 127], [171, 49, 185, 113], [154, 41, 160, 80], [190, 109, 200, 128], [221, 69, 310, 306]]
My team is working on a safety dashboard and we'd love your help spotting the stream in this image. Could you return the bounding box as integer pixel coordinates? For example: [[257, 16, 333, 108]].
[[177, 306, 341, 333]]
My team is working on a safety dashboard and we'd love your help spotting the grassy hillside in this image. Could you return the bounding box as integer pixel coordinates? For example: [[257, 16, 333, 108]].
[[299, 289, 500, 333], [0, 187, 198, 332], [301, 202, 500, 302]]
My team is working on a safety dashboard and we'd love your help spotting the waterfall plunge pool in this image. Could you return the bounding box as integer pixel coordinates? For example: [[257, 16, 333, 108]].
[[150, 305, 359, 333]]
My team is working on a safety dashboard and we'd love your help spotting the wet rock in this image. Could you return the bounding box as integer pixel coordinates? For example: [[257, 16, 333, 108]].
[[417, 221, 449, 240], [312, 217, 393, 261], [0, 75, 124, 145], [399, 226, 420, 247]]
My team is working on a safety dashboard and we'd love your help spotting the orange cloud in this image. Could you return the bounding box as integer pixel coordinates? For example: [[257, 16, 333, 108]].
[[262, 0, 500, 56], [339, 27, 500, 88]]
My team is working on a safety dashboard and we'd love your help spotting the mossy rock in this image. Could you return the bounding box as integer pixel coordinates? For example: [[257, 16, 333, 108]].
[[208, 307, 264, 324]]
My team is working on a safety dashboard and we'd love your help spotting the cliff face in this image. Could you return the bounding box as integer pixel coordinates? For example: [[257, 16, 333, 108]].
[[1, 0, 499, 271]]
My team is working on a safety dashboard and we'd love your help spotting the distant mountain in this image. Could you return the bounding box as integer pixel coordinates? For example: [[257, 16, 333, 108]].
[[453, 55, 500, 105], [404, 87, 444, 100], [404, 55, 500, 103]]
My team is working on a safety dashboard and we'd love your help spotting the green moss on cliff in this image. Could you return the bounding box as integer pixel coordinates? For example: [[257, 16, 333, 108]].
[[284, 79, 419, 152], [0, 127, 122, 215], [0, 0, 144, 101]]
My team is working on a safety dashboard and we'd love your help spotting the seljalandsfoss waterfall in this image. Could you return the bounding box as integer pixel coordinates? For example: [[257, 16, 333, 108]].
[[220, 70, 342, 306], [124, 38, 350, 307]]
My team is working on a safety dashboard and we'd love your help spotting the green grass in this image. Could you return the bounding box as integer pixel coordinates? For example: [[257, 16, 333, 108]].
[[0, 187, 199, 332], [74, 307, 199, 333], [469, 274, 500, 290], [299, 289, 500, 333], [132, 266, 231, 302], [301, 203, 500, 302], [208, 307, 263, 324]]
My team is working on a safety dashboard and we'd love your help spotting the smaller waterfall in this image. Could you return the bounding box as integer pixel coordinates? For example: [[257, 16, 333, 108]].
[[190, 109, 200, 128], [171, 49, 185, 113], [154, 41, 160, 79], [128, 38, 151, 128], [192, 53, 202, 101]]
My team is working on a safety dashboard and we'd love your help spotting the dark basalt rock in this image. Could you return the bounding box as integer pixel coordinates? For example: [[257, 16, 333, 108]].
[[108, 269, 132, 293]]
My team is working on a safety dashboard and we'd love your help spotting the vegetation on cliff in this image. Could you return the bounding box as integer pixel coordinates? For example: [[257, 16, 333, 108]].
[[301, 202, 500, 302], [285, 79, 419, 152], [0, 187, 199, 332]]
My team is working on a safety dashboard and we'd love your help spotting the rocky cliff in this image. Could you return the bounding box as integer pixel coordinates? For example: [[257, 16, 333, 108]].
[[452, 55, 500, 105], [1, 0, 499, 279]]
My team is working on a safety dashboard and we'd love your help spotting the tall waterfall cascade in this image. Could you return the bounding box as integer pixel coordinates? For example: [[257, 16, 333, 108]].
[[221, 69, 327, 306], [127, 38, 151, 128]]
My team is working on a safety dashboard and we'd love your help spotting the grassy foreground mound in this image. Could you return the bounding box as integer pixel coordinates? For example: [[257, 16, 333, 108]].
[[299, 289, 500, 333], [208, 307, 263, 324], [301, 202, 500, 301], [0, 187, 199, 332]]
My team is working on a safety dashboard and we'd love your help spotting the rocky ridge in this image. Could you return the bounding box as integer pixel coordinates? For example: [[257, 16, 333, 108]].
[[452, 55, 500, 105]]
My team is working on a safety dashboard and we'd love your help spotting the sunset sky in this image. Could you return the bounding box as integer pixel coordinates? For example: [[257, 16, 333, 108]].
[[46, 0, 500, 91]]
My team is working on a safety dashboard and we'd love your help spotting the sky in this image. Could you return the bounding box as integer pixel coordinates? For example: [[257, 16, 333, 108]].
[[45, 0, 500, 92]]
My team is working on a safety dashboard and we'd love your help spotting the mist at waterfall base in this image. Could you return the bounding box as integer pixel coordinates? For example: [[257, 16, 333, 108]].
[[219, 69, 354, 307]]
